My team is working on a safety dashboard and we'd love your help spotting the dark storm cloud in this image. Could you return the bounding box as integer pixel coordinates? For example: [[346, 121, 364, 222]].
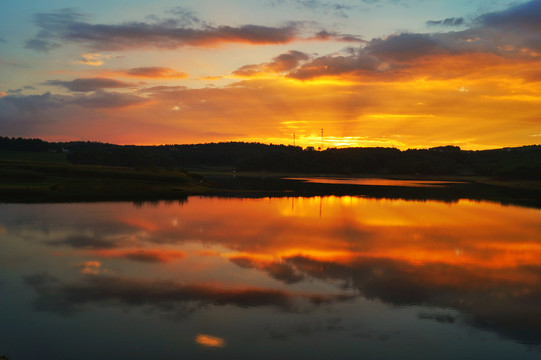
[[24, 273, 354, 316], [426, 17, 465, 27], [44, 77, 133, 92]]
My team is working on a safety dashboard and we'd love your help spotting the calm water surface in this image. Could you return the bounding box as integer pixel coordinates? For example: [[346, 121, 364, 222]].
[[1, 195, 541, 359], [287, 177, 465, 187]]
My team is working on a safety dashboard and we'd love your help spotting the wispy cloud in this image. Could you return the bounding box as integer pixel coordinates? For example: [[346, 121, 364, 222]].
[[290, 0, 356, 18], [426, 17, 465, 27], [233, 50, 310, 77], [91, 67, 189, 79], [0, 90, 147, 112], [71, 90, 147, 108], [123, 67, 188, 79], [269, 0, 412, 13], [89, 249, 186, 263], [48, 235, 120, 249], [24, 8, 357, 52], [75, 53, 115, 67], [25, 38, 61, 52], [44, 77, 134, 92]]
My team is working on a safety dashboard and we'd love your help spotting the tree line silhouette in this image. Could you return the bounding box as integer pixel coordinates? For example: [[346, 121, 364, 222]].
[[2, 137, 540, 179]]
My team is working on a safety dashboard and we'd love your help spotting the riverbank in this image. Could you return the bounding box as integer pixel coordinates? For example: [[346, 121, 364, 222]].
[[1, 158, 541, 208], [0, 158, 206, 202]]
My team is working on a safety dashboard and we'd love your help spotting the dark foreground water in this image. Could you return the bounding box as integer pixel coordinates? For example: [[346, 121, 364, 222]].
[[1, 194, 541, 359]]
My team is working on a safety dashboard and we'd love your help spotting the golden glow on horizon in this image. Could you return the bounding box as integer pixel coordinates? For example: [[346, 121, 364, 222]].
[[3, 0, 541, 151], [31, 50, 541, 150]]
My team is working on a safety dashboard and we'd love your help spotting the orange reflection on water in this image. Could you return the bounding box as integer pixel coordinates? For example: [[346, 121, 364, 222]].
[[195, 334, 225, 348], [97, 196, 541, 292], [10, 197, 541, 348], [288, 178, 464, 187], [78, 261, 102, 275], [106, 196, 541, 284]]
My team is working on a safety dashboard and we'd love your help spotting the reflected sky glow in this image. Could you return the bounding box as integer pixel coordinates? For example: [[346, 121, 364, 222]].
[[1, 196, 540, 359], [195, 334, 226, 348]]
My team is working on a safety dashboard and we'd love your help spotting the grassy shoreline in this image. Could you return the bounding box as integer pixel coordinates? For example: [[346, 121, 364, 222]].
[[0, 158, 207, 203], [1, 157, 541, 206]]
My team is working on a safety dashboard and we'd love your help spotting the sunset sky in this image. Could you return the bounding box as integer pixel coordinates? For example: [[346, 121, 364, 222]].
[[1, 0, 541, 149]]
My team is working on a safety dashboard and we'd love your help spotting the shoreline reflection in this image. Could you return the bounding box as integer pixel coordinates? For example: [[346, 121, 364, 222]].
[[1, 196, 540, 358]]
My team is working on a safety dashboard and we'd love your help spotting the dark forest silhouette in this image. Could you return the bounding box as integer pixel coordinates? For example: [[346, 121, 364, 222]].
[[1, 136, 540, 179]]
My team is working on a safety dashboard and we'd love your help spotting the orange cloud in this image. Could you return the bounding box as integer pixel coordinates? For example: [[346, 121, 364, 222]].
[[6, 63, 541, 150], [101, 67, 189, 79], [76, 53, 114, 67], [126, 67, 188, 79]]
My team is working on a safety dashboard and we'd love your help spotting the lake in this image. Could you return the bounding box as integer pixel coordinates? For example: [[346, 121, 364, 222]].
[[1, 194, 541, 359]]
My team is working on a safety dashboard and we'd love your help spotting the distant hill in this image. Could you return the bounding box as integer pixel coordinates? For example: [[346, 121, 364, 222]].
[[1, 136, 540, 179]]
